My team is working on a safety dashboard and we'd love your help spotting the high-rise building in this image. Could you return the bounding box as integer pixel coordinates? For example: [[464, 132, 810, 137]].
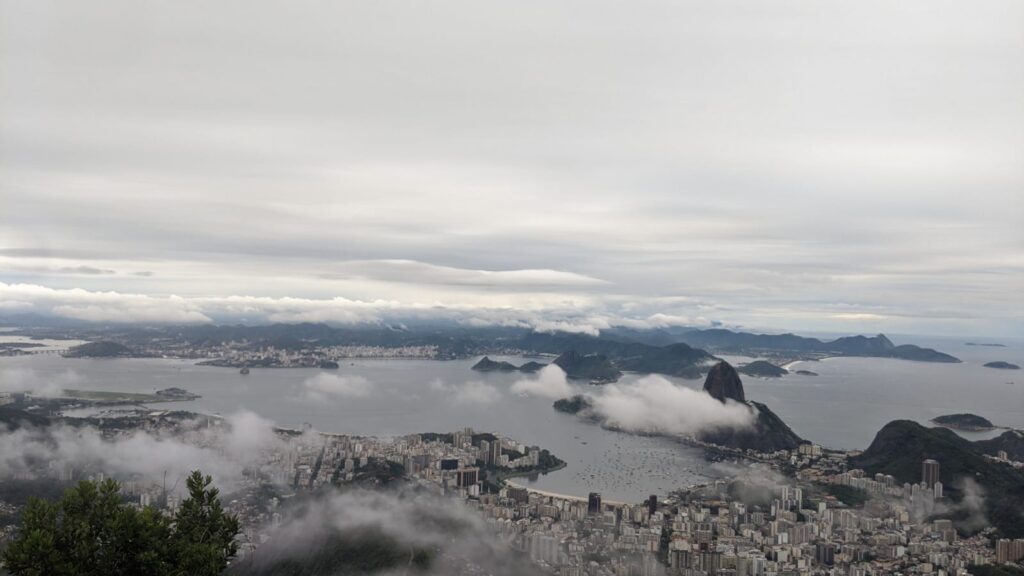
[[995, 539, 1024, 563], [456, 467, 479, 488], [815, 543, 836, 566], [647, 494, 658, 515], [478, 440, 490, 465], [588, 492, 602, 515], [921, 459, 940, 489], [489, 436, 502, 467], [507, 486, 529, 504]]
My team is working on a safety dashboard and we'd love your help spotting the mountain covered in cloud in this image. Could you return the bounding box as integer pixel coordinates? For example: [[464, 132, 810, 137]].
[[702, 361, 746, 402], [551, 360, 802, 453], [696, 362, 803, 453]]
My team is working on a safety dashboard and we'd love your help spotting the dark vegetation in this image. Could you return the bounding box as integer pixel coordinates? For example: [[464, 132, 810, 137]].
[[553, 395, 592, 415], [975, 429, 1024, 461], [968, 565, 1024, 576], [822, 484, 869, 507], [2, 471, 239, 576], [697, 401, 804, 453], [64, 341, 136, 358]]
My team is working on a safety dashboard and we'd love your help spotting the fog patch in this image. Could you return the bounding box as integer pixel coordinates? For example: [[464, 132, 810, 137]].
[[510, 365, 573, 399], [587, 375, 755, 436], [0, 368, 83, 397], [232, 488, 540, 576], [429, 378, 501, 405], [0, 409, 285, 494], [302, 373, 374, 401]]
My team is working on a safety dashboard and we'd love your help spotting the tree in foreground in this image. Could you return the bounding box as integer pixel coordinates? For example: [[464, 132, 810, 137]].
[[2, 470, 239, 576]]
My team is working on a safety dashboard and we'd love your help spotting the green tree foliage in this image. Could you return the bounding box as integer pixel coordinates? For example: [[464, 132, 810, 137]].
[[2, 470, 239, 576]]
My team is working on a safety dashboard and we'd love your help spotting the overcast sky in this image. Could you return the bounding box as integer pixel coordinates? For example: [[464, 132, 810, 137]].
[[1, 0, 1022, 337]]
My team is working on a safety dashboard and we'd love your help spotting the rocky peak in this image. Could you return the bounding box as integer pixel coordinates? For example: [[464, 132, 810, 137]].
[[703, 361, 746, 403]]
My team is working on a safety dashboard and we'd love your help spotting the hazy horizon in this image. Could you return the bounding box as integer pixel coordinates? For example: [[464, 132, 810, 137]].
[[3, 0, 1022, 338]]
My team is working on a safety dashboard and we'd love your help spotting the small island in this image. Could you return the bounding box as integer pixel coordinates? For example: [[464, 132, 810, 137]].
[[155, 387, 201, 400], [737, 360, 788, 378], [553, 395, 592, 415], [930, 413, 995, 431], [471, 356, 548, 373], [983, 361, 1020, 370], [471, 356, 521, 372], [794, 370, 818, 376], [64, 341, 136, 358]]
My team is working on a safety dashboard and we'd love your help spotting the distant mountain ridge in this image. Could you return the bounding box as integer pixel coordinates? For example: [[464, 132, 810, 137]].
[[517, 332, 716, 380], [552, 350, 621, 383], [674, 330, 960, 363]]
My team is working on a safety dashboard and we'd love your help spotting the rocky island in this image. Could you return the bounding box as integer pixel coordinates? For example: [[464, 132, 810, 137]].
[[984, 361, 1020, 370], [64, 341, 137, 358], [930, 413, 995, 431], [552, 395, 592, 415], [471, 356, 521, 372], [737, 360, 788, 378], [471, 356, 548, 373], [155, 387, 201, 400]]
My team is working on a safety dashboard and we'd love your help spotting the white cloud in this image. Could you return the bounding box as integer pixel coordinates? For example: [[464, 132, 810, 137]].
[[0, 282, 211, 324], [428, 379, 501, 405], [223, 409, 282, 455], [510, 365, 574, 399], [301, 373, 374, 401], [587, 375, 756, 437], [247, 489, 534, 575], [0, 406, 292, 493], [0, 368, 83, 397], [323, 259, 608, 288]]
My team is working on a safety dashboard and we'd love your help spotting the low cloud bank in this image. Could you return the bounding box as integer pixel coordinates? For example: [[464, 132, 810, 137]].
[[302, 373, 374, 401], [230, 488, 539, 576], [0, 281, 719, 337], [0, 368, 83, 397], [580, 375, 756, 437], [429, 379, 501, 405], [0, 409, 285, 493], [510, 365, 574, 399]]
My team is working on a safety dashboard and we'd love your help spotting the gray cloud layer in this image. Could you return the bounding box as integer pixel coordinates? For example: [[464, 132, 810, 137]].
[[1, 0, 1022, 336]]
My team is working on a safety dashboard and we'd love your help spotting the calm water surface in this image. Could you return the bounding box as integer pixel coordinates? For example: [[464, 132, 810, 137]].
[[2, 335, 1021, 501]]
